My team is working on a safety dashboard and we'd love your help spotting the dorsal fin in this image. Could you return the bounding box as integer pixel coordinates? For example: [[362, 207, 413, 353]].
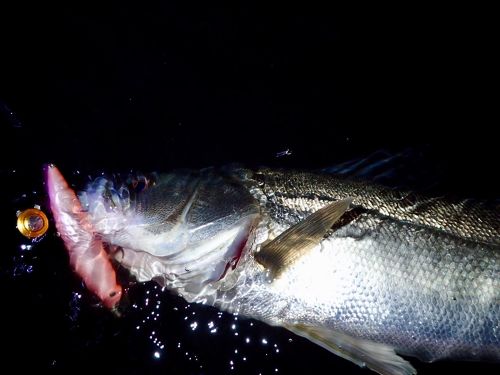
[[255, 198, 352, 278]]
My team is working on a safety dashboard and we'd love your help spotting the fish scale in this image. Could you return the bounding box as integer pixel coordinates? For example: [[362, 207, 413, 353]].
[[254, 169, 500, 246], [47, 165, 500, 374], [217, 208, 499, 361], [214, 169, 499, 365]]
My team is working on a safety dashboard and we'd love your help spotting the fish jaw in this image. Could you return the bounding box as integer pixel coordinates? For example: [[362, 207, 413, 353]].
[[46, 165, 122, 309]]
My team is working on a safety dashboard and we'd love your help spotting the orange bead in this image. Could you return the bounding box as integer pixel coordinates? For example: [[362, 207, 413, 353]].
[[16, 207, 49, 238]]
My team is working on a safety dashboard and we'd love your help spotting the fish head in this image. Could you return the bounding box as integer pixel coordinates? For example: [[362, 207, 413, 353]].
[[50, 167, 260, 305]]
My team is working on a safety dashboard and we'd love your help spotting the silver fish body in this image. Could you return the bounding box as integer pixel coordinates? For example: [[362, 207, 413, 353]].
[[77, 167, 500, 374]]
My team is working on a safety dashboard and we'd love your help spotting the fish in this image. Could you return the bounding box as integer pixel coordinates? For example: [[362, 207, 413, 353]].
[[46, 164, 500, 375]]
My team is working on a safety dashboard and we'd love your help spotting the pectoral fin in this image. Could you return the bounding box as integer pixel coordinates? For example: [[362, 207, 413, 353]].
[[255, 198, 352, 277], [285, 324, 416, 375]]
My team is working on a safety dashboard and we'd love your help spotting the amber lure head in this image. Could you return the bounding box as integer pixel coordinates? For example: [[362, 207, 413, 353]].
[[17, 207, 49, 238]]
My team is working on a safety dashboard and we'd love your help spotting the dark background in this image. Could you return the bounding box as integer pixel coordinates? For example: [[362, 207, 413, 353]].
[[0, 3, 498, 374]]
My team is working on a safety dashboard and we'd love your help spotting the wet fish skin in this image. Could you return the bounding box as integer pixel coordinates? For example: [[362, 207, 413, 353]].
[[252, 169, 500, 246], [212, 169, 499, 372], [47, 166, 500, 374]]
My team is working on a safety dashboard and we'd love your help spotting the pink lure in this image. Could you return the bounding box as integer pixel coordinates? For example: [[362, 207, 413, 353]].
[[46, 165, 122, 309]]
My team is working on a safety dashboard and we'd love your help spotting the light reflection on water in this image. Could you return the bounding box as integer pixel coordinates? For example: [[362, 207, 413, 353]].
[[1, 161, 412, 374], [126, 279, 287, 373], [6, 159, 499, 375]]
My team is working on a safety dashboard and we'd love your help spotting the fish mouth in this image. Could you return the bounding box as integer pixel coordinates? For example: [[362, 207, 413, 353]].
[[46, 165, 260, 305], [46, 165, 122, 309]]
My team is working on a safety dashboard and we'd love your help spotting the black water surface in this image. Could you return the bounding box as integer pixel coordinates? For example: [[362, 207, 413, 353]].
[[1, 4, 498, 374]]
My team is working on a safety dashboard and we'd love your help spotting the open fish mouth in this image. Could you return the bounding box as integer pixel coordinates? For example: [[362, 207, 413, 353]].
[[46, 165, 260, 307]]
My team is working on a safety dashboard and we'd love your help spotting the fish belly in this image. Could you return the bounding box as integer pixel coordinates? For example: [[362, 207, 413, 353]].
[[217, 214, 500, 363]]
